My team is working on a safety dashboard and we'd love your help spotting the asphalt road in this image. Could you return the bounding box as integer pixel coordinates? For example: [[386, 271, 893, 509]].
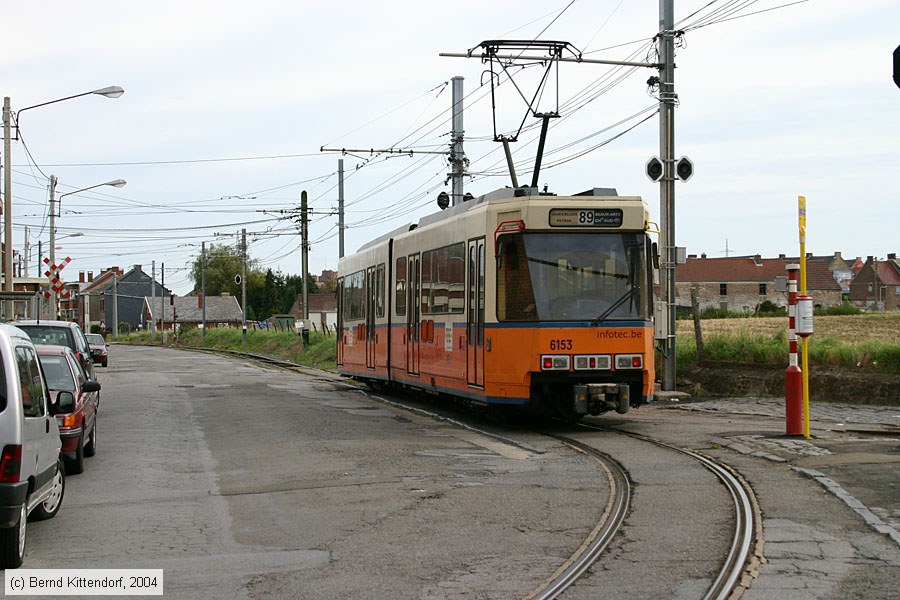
[[5, 345, 898, 599]]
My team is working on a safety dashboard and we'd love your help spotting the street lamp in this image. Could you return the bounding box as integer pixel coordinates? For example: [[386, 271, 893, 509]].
[[48, 179, 126, 318], [2, 85, 124, 317]]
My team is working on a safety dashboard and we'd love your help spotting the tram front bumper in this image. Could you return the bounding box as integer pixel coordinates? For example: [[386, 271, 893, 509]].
[[573, 383, 630, 416]]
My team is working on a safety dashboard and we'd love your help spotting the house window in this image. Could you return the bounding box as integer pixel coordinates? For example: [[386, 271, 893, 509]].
[[719, 283, 727, 296], [759, 283, 767, 295]]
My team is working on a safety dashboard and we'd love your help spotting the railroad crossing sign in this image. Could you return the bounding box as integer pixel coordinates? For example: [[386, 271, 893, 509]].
[[43, 256, 72, 299]]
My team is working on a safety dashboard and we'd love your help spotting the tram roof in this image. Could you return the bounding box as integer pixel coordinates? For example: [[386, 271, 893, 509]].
[[355, 186, 622, 252]]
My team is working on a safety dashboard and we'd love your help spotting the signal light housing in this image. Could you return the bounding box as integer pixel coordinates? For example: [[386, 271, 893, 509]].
[[541, 355, 571, 371], [615, 354, 643, 370], [675, 156, 694, 181], [573, 354, 611, 371], [645, 156, 663, 182]]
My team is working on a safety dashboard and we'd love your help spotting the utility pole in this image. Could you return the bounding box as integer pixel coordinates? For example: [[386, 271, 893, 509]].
[[659, 0, 678, 391], [23, 226, 29, 279], [241, 228, 247, 344], [151, 260, 156, 340], [112, 271, 118, 339], [49, 175, 58, 318], [201, 241, 207, 339], [161, 263, 167, 344], [338, 159, 345, 259], [300, 191, 310, 344], [3, 97, 12, 319], [450, 76, 466, 205]]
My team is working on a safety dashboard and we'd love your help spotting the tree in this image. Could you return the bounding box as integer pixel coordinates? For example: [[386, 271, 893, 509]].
[[190, 244, 325, 322]]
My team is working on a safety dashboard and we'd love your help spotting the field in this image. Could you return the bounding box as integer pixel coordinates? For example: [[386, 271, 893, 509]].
[[675, 312, 900, 375], [676, 313, 900, 344]]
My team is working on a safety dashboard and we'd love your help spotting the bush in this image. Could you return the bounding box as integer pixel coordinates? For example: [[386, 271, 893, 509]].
[[699, 307, 746, 320], [815, 303, 861, 316], [757, 300, 786, 317]]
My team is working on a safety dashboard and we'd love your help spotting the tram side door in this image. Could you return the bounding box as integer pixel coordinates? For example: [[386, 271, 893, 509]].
[[366, 266, 376, 369], [466, 239, 485, 388], [406, 254, 420, 376]]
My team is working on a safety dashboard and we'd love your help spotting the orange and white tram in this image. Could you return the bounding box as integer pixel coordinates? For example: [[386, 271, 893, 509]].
[[336, 186, 656, 419]]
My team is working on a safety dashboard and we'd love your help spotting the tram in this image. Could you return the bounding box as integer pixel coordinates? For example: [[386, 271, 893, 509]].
[[336, 185, 656, 419]]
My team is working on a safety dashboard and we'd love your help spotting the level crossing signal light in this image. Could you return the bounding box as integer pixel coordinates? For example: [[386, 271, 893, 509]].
[[645, 156, 663, 182], [675, 156, 694, 181], [645, 156, 694, 182]]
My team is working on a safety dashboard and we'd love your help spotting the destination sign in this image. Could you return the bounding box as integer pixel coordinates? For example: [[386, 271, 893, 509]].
[[549, 208, 623, 227]]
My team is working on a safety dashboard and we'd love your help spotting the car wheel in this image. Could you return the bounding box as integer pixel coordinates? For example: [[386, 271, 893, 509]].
[[31, 461, 65, 521], [0, 504, 27, 568], [66, 433, 85, 475], [84, 420, 97, 458]]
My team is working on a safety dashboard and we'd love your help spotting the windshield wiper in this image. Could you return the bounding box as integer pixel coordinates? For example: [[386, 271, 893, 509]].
[[591, 286, 635, 326]]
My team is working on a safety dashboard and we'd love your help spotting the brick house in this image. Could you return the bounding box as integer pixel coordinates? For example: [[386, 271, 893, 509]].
[[848, 254, 900, 311], [77, 265, 169, 333], [289, 292, 338, 332], [675, 254, 843, 313], [143, 293, 243, 331]]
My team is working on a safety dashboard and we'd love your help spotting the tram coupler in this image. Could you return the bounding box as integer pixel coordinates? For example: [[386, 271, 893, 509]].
[[573, 383, 631, 415]]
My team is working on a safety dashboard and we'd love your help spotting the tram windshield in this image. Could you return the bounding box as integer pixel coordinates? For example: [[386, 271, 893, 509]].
[[497, 232, 650, 322]]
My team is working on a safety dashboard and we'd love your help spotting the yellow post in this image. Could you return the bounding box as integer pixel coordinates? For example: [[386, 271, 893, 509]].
[[798, 195, 811, 438]]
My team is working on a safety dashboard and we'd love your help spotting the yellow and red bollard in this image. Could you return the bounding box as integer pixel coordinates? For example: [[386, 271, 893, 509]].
[[785, 265, 803, 435]]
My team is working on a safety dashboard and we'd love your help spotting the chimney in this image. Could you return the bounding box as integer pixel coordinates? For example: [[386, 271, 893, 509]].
[[79, 271, 85, 283], [88, 271, 94, 282], [701, 253, 707, 259], [778, 254, 786, 259], [888, 253, 897, 261], [834, 251, 842, 260], [867, 255, 874, 263], [133, 264, 141, 273], [688, 254, 697, 259]]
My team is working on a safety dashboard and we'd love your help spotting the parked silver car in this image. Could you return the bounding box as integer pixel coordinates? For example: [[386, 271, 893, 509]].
[[0, 324, 69, 568]]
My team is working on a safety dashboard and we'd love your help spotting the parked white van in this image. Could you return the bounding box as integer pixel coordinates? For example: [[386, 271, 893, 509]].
[[0, 323, 68, 568]]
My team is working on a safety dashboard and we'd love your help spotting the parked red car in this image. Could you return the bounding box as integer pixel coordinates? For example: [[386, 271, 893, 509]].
[[36, 345, 100, 475], [86, 333, 109, 367]]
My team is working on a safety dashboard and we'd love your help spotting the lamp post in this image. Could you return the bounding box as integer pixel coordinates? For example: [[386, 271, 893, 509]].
[[48, 179, 125, 318], [2, 86, 124, 318]]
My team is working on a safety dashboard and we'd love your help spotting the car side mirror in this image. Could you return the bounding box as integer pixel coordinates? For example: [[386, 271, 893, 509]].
[[82, 380, 101, 393], [55, 391, 76, 415]]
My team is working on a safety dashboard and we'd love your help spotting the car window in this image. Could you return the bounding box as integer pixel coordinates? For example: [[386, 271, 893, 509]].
[[74, 327, 89, 352], [0, 348, 7, 413], [71, 354, 88, 387], [17, 326, 74, 349], [38, 355, 77, 392], [87, 334, 105, 345], [16, 346, 45, 417]]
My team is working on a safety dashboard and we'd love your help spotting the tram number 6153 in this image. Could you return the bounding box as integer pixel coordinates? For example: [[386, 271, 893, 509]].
[[549, 339, 573, 351]]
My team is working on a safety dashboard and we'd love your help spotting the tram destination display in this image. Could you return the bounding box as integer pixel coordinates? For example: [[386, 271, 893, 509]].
[[549, 208, 623, 227]]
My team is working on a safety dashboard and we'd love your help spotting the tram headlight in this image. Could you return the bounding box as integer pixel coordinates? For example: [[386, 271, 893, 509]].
[[541, 355, 571, 371], [615, 354, 643, 370]]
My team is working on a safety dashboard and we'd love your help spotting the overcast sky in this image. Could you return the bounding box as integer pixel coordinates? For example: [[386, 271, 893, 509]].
[[4, 0, 898, 295]]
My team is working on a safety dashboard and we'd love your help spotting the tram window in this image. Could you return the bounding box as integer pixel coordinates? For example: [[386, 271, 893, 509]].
[[395, 257, 406, 316], [497, 234, 537, 321], [376, 263, 385, 318], [421, 243, 465, 315], [342, 269, 366, 321]]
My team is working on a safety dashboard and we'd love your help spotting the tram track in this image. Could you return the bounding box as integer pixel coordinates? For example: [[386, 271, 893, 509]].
[[575, 423, 760, 600], [196, 347, 760, 599], [525, 434, 631, 600]]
